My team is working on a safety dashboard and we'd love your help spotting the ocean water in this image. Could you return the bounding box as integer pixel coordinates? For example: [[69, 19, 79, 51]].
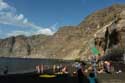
[[0, 57, 74, 75]]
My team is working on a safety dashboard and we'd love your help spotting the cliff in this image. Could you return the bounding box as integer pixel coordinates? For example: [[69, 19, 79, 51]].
[[0, 4, 125, 60]]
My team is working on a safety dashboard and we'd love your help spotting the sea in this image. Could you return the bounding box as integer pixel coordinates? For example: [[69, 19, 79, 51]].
[[0, 57, 74, 75]]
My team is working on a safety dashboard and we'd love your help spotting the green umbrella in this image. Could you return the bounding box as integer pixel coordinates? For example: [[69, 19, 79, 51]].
[[91, 47, 100, 56]]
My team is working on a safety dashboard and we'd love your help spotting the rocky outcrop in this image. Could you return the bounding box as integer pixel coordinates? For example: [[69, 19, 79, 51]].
[[95, 10, 125, 55], [0, 36, 15, 56], [0, 35, 50, 58], [0, 4, 125, 60]]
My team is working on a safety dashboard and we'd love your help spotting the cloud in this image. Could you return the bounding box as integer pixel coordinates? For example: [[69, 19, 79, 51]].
[[5, 22, 57, 38], [0, 0, 11, 11], [6, 31, 31, 37], [36, 28, 55, 35], [0, 0, 56, 37], [6, 28, 55, 38], [49, 22, 58, 31]]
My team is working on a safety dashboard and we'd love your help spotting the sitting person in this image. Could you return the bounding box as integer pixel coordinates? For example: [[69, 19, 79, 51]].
[[61, 65, 68, 74]]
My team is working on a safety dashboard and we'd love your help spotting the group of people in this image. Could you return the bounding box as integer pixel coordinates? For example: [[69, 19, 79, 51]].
[[35, 62, 98, 83], [77, 59, 123, 83], [35, 64, 68, 74], [36, 64, 44, 74], [88, 55, 118, 74], [77, 62, 98, 83], [35, 59, 122, 83]]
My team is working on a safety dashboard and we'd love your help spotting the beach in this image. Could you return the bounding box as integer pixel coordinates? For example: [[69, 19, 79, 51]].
[[0, 72, 125, 83]]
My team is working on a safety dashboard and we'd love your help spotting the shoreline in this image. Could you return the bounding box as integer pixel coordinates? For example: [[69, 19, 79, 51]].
[[0, 72, 125, 83]]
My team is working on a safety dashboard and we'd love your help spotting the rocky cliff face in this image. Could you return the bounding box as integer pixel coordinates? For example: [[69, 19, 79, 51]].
[[0, 35, 50, 58], [94, 10, 125, 55], [0, 4, 125, 60]]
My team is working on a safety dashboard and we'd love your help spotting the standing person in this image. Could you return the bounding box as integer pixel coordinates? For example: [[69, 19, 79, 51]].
[[53, 64, 56, 73], [36, 65, 40, 74], [77, 62, 89, 83], [56, 65, 60, 72], [36, 65, 41, 74], [40, 64, 44, 74], [91, 56, 97, 77], [88, 72, 98, 83]]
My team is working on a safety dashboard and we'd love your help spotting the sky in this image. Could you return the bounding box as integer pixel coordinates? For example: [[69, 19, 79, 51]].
[[0, 0, 125, 39]]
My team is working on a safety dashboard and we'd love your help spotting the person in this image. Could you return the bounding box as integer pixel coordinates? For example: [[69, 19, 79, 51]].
[[61, 65, 68, 74], [88, 72, 98, 83], [36, 65, 40, 74], [77, 62, 89, 83], [36, 64, 45, 74], [53, 64, 56, 73], [103, 61, 111, 73], [40, 64, 44, 74], [3, 66, 8, 75]]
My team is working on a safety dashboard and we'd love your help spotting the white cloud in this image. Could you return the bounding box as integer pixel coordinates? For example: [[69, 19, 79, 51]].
[[23, 18, 28, 24], [16, 14, 24, 20], [5, 23, 57, 38], [36, 28, 55, 35], [6, 28, 55, 38], [6, 31, 31, 37], [0, 0, 56, 37], [0, 0, 10, 11], [0, 0, 15, 12]]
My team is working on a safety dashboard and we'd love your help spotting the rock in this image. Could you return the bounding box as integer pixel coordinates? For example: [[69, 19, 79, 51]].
[[0, 4, 125, 60]]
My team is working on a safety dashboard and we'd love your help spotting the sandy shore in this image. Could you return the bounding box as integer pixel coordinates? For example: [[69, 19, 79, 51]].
[[0, 72, 125, 83]]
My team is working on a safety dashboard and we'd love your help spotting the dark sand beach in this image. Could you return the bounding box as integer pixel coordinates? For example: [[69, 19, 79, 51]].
[[0, 72, 76, 83], [0, 72, 125, 83]]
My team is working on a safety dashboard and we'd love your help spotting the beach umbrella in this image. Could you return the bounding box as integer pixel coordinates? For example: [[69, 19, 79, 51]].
[[91, 47, 100, 56]]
